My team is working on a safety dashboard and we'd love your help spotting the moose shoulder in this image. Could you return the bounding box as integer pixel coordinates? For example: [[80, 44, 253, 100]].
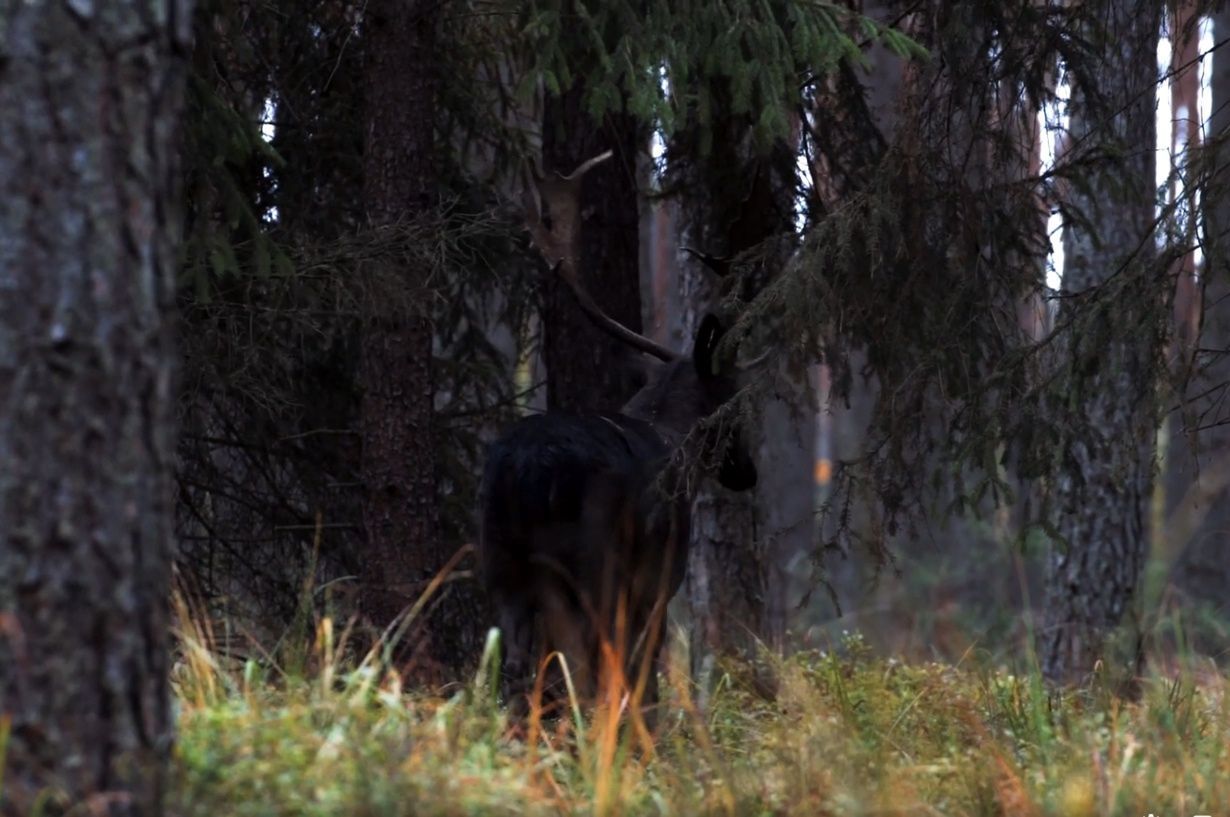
[[477, 311, 757, 719]]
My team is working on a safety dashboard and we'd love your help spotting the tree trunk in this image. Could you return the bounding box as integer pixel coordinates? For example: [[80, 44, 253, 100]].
[[541, 85, 645, 413], [669, 112, 800, 687], [0, 1, 192, 813], [1041, 0, 1162, 684], [1164, 5, 1230, 642], [359, 0, 480, 677]]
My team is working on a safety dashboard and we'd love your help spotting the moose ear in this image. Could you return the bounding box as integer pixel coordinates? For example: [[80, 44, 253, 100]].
[[692, 314, 727, 379]]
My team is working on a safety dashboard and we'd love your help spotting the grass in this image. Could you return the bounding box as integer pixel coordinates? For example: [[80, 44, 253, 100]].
[[167, 590, 1230, 817]]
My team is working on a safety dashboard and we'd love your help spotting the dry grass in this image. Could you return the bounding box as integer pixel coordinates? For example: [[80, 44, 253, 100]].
[[166, 587, 1230, 817]]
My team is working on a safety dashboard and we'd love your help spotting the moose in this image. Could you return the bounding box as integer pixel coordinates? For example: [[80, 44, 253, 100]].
[[477, 151, 759, 721]]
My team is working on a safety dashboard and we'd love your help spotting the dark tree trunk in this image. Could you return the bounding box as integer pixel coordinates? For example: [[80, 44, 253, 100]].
[[1041, 0, 1162, 685], [0, 1, 192, 813], [541, 85, 645, 413], [359, 0, 480, 676]]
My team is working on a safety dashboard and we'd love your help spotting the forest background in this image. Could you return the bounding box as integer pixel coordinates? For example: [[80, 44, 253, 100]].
[[4, 0, 1230, 815]]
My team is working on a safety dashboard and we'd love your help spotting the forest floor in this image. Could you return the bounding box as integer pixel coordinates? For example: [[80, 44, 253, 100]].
[[168, 594, 1230, 817]]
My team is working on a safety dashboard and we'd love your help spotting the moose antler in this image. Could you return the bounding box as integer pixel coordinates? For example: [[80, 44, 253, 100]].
[[521, 150, 679, 363], [681, 247, 733, 278]]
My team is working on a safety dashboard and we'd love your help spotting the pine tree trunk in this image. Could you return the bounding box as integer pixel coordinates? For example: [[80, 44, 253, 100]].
[[1041, 0, 1162, 685], [359, 0, 480, 676], [0, 1, 192, 813], [541, 85, 645, 413]]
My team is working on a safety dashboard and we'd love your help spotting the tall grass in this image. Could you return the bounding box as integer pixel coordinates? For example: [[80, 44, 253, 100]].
[[168, 586, 1230, 817]]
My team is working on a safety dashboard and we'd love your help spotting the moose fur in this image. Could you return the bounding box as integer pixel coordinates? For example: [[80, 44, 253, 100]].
[[477, 314, 757, 717]]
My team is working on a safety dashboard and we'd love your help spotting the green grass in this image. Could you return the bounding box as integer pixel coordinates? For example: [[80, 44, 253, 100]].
[[167, 599, 1230, 817]]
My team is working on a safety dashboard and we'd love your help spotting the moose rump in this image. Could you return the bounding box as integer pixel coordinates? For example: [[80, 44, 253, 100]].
[[478, 411, 690, 714]]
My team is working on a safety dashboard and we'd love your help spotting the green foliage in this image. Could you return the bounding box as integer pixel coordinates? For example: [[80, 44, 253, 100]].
[[180, 0, 291, 303], [175, 0, 548, 629], [173, 0, 931, 633], [171, 0, 1225, 696], [506, 0, 925, 149], [163, 611, 1230, 817], [702, 0, 1197, 576], [176, 196, 532, 625]]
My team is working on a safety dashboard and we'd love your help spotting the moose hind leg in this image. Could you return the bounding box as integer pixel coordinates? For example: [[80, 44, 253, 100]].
[[540, 582, 597, 707], [495, 597, 536, 716]]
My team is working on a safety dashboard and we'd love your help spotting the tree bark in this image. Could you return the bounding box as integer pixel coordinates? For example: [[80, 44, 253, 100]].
[[1041, 0, 1162, 684], [1164, 4, 1230, 637], [541, 84, 646, 413], [359, 0, 480, 676], [668, 110, 800, 685], [0, 1, 192, 813]]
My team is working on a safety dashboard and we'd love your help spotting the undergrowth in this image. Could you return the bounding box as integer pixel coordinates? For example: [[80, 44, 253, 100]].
[[167, 589, 1230, 817]]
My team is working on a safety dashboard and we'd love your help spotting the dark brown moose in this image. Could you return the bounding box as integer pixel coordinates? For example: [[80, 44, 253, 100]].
[[476, 151, 758, 723]]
